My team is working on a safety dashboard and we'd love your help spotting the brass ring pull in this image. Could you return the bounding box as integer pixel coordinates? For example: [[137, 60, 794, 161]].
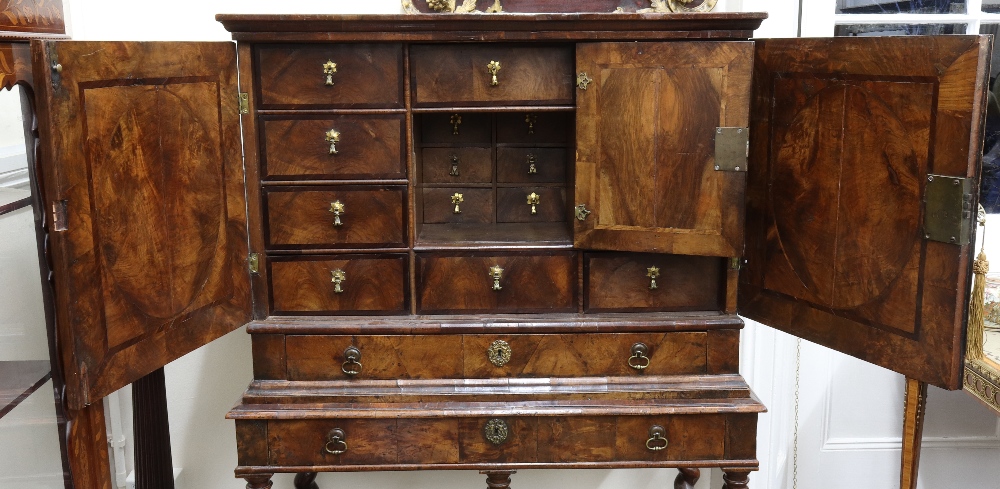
[[323, 60, 338, 86], [329, 200, 345, 227], [489, 265, 504, 291], [628, 343, 650, 371], [450, 155, 460, 176], [342, 346, 362, 376], [324, 428, 348, 455], [646, 425, 668, 451], [326, 129, 341, 155], [646, 266, 660, 290], [331, 269, 346, 294], [487, 60, 501, 86]]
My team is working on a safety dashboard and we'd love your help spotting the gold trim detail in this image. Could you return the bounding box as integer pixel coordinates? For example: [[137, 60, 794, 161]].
[[966, 361, 1000, 413]]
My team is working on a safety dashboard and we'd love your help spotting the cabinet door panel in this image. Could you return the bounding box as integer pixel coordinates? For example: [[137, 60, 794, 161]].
[[574, 41, 753, 257], [740, 36, 990, 390], [33, 41, 252, 408]]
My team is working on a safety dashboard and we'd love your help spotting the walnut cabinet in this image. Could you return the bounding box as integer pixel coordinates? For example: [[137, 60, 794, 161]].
[[8, 10, 993, 489]]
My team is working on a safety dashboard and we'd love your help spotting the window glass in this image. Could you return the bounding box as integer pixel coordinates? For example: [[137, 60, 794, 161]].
[[836, 0, 966, 14], [834, 23, 965, 35]]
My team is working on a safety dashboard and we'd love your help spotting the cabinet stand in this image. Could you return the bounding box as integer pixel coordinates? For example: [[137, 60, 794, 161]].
[[721, 469, 750, 489], [481, 470, 517, 489], [132, 368, 175, 489], [294, 472, 319, 489], [900, 377, 928, 489], [674, 468, 701, 489]]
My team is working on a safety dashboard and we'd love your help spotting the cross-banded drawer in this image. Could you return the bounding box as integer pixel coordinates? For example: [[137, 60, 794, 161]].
[[264, 186, 406, 249]]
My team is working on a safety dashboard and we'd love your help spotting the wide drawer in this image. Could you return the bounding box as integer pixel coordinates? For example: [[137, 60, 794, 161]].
[[411, 45, 574, 107], [585, 253, 724, 312], [264, 186, 406, 249], [283, 332, 715, 381], [261, 115, 406, 180], [256, 44, 404, 108], [416, 252, 575, 313], [268, 254, 408, 314]]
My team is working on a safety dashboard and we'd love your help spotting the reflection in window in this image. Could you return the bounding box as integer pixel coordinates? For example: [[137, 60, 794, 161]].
[[980, 24, 1000, 212], [834, 23, 965, 36], [836, 0, 966, 14], [984, 0, 1000, 13]]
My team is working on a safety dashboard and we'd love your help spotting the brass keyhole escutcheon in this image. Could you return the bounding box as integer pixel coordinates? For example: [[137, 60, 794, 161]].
[[342, 346, 362, 376], [324, 428, 348, 455], [527, 192, 540, 215], [646, 425, 668, 451], [450, 114, 462, 135], [646, 266, 660, 290], [451, 193, 464, 214], [450, 155, 460, 176], [628, 343, 650, 371], [323, 60, 338, 86], [331, 269, 346, 294], [326, 129, 341, 155], [489, 265, 504, 291], [484, 418, 509, 445], [329, 200, 345, 227], [487, 339, 512, 367], [527, 154, 537, 174], [525, 114, 537, 134], [487, 60, 502, 86]]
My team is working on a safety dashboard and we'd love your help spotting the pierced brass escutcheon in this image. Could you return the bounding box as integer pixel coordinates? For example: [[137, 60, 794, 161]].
[[450, 155, 461, 176], [575, 204, 592, 221], [489, 265, 504, 291], [329, 200, 345, 227], [527, 154, 537, 174], [646, 266, 660, 290], [342, 346, 362, 376], [323, 60, 338, 86], [326, 129, 341, 155], [628, 343, 651, 371], [450, 114, 462, 135], [525, 114, 537, 134], [484, 418, 509, 445], [331, 269, 346, 294], [487, 339, 512, 367], [576, 72, 593, 90], [324, 428, 348, 455], [487, 60, 502, 86], [451, 193, 464, 214], [646, 425, 668, 451], [527, 192, 540, 215]]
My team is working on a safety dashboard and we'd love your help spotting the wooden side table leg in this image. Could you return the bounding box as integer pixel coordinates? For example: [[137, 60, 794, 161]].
[[721, 469, 750, 489], [294, 472, 320, 489], [900, 377, 928, 489], [480, 469, 516, 489], [674, 468, 701, 489], [244, 474, 274, 489]]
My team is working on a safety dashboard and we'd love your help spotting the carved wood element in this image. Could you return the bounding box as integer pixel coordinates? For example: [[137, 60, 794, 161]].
[[721, 469, 749, 489], [900, 378, 927, 489], [132, 368, 175, 489], [674, 467, 701, 489], [0, 0, 65, 36], [293, 472, 319, 489], [243, 474, 274, 489], [481, 470, 516, 489]]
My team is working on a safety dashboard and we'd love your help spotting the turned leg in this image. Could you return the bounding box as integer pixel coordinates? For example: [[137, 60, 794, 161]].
[[243, 474, 273, 489], [721, 469, 750, 489], [674, 468, 701, 489], [480, 470, 517, 489], [294, 472, 320, 489], [900, 378, 928, 489]]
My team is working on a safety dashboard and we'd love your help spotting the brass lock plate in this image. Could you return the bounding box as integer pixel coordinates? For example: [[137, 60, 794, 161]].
[[713, 127, 749, 172], [924, 174, 972, 245]]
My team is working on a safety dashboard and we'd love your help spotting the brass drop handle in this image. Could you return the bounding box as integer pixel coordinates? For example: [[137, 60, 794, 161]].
[[450, 114, 462, 135], [525, 114, 536, 134], [323, 60, 338, 86], [450, 155, 460, 176], [527, 154, 538, 174], [324, 428, 348, 455], [452, 193, 464, 214], [646, 266, 660, 290], [326, 129, 341, 155], [329, 200, 345, 227], [527, 192, 540, 215], [331, 269, 346, 294], [342, 346, 362, 376], [489, 265, 504, 291], [646, 425, 668, 451], [628, 343, 650, 371], [487, 60, 501, 86]]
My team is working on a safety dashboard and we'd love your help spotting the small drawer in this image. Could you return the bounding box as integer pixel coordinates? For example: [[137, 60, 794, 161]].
[[411, 45, 574, 107], [264, 186, 405, 249], [256, 44, 403, 108], [266, 419, 397, 466], [422, 147, 492, 184], [262, 115, 405, 180], [285, 335, 465, 381], [585, 253, 723, 313], [497, 148, 567, 183], [269, 254, 408, 314], [496, 187, 566, 223], [416, 252, 575, 313], [422, 188, 494, 224], [497, 112, 572, 144], [418, 112, 491, 144]]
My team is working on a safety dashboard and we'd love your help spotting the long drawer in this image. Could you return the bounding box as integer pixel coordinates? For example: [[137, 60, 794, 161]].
[[264, 186, 406, 249]]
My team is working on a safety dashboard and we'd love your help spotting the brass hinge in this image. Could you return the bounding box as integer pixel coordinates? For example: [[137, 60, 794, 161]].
[[714, 127, 749, 172], [248, 253, 260, 274], [575, 204, 592, 221], [238, 92, 249, 114], [924, 174, 973, 245], [729, 257, 741, 270]]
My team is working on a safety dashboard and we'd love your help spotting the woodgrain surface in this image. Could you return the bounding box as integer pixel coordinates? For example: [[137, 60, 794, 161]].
[[0, 42, 31, 91], [423, 147, 493, 184], [0, 0, 65, 36], [422, 187, 494, 224], [264, 186, 406, 249], [585, 253, 723, 312], [256, 43, 403, 109], [418, 112, 491, 144], [269, 255, 408, 314], [496, 187, 566, 223], [496, 112, 571, 143], [497, 148, 567, 183]]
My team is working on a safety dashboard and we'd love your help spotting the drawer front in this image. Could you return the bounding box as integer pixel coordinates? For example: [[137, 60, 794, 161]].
[[256, 44, 403, 108], [422, 147, 492, 184], [422, 188, 494, 224], [265, 187, 405, 249], [496, 187, 566, 223], [497, 148, 567, 183], [419, 112, 491, 144], [262, 115, 405, 180], [267, 419, 397, 466], [285, 335, 464, 381], [497, 112, 572, 144], [269, 255, 408, 314], [411, 45, 574, 106], [585, 253, 723, 313], [417, 252, 575, 313]]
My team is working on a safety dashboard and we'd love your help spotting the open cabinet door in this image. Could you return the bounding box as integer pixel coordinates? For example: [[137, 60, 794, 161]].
[[31, 41, 253, 409], [740, 36, 991, 390]]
